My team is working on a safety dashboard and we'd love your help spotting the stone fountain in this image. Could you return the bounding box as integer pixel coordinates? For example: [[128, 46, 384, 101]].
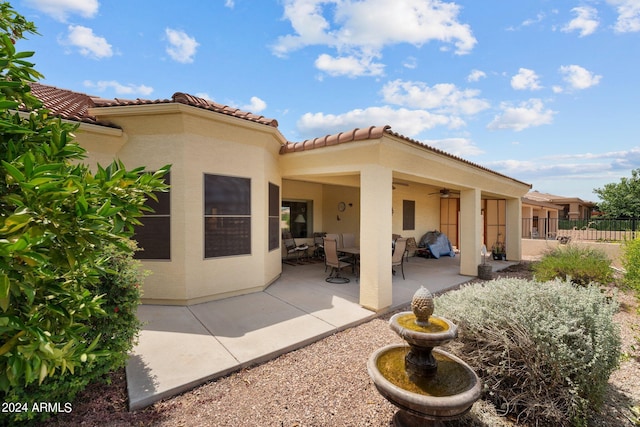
[[367, 287, 481, 427]]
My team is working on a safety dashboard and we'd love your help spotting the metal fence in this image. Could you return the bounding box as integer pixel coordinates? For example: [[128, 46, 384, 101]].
[[522, 217, 639, 242]]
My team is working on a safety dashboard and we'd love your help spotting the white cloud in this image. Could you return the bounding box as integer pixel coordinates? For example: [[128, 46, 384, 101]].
[[241, 96, 267, 113], [487, 98, 555, 132], [314, 53, 385, 77], [467, 69, 486, 82], [559, 65, 602, 90], [273, 0, 476, 76], [510, 68, 542, 91], [63, 25, 113, 59], [296, 105, 462, 140], [381, 79, 490, 115], [84, 80, 154, 96], [424, 137, 484, 156], [506, 12, 546, 31], [522, 12, 546, 27], [402, 56, 418, 69], [486, 147, 640, 188], [165, 28, 199, 63], [23, 0, 99, 22], [224, 0, 235, 8], [607, 0, 640, 33], [562, 6, 599, 37]]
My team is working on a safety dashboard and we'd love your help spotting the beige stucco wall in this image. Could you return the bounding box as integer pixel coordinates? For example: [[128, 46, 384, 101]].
[[391, 182, 441, 242], [81, 104, 285, 305]]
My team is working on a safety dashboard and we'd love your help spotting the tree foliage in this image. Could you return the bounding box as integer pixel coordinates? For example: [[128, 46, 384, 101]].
[[593, 168, 640, 218], [0, 0, 168, 400]]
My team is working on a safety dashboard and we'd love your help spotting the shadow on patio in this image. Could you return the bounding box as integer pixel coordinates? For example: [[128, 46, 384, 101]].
[[126, 254, 514, 410]]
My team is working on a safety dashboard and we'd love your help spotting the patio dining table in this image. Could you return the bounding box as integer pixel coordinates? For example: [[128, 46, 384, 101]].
[[339, 247, 360, 276]]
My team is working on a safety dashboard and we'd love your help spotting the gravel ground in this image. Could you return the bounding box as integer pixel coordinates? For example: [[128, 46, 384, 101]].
[[44, 264, 640, 426]]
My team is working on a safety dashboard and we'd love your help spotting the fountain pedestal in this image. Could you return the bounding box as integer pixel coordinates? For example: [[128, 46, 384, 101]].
[[367, 287, 481, 427]]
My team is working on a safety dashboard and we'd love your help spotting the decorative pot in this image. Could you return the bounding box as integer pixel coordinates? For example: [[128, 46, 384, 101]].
[[477, 264, 493, 280]]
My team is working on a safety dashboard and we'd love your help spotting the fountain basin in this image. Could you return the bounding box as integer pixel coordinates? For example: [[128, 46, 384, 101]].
[[367, 344, 481, 424], [389, 313, 458, 348]]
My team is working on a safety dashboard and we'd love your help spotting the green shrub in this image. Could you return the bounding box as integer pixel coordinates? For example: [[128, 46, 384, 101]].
[[2, 242, 146, 424], [622, 236, 640, 296], [435, 278, 621, 427], [0, 4, 168, 425], [532, 245, 612, 286]]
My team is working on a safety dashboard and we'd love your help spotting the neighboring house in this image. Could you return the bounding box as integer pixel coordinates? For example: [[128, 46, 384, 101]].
[[521, 196, 563, 239], [524, 191, 596, 221], [27, 83, 531, 311]]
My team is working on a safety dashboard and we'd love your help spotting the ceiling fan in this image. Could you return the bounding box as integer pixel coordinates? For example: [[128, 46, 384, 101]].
[[428, 188, 457, 198], [392, 181, 409, 190]]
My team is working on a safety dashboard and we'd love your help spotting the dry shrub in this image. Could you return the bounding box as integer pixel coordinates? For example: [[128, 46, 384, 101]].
[[435, 278, 621, 427]]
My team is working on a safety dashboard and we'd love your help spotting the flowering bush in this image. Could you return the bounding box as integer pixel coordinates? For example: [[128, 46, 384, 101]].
[[435, 278, 621, 426]]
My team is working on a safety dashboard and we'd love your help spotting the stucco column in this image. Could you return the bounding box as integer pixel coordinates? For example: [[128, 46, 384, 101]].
[[523, 205, 533, 238], [359, 165, 393, 311], [506, 198, 522, 261], [459, 188, 482, 276]]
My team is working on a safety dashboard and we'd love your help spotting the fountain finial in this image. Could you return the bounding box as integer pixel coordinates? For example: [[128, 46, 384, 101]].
[[411, 286, 434, 326]]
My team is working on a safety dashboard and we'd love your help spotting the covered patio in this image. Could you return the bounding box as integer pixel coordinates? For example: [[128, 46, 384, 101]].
[[280, 126, 530, 311]]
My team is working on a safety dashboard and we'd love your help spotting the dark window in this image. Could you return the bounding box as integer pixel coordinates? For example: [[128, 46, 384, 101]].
[[134, 173, 171, 260], [403, 200, 415, 230], [269, 183, 279, 251], [282, 200, 312, 238], [204, 174, 251, 258]]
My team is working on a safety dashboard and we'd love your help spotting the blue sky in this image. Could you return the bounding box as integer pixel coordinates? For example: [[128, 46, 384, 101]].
[[15, 0, 640, 202]]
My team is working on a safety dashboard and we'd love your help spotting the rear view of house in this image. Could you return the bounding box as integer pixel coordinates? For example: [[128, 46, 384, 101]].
[[29, 83, 531, 311]]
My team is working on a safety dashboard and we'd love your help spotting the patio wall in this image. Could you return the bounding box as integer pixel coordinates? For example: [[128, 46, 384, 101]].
[[521, 238, 623, 268]]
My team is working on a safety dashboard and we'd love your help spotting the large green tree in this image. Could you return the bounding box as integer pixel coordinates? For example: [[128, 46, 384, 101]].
[[593, 169, 640, 218], [0, 0, 168, 399]]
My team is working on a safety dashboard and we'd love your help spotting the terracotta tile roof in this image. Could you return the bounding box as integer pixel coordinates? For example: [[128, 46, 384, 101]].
[[27, 83, 279, 128], [281, 125, 531, 187], [280, 125, 391, 153], [27, 82, 118, 127], [521, 196, 563, 210], [95, 92, 279, 128], [525, 191, 595, 205]]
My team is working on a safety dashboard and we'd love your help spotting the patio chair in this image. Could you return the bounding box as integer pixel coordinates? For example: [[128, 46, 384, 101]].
[[325, 233, 342, 248], [282, 231, 309, 262], [312, 232, 326, 259], [324, 237, 353, 283], [341, 233, 356, 248], [405, 237, 417, 261], [392, 237, 407, 279]]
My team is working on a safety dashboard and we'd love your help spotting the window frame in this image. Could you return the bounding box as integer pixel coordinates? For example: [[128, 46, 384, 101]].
[[203, 173, 252, 259], [268, 182, 280, 251], [134, 172, 171, 260]]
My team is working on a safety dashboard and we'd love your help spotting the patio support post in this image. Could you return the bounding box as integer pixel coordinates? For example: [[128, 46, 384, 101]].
[[506, 198, 522, 261], [523, 204, 533, 238], [359, 165, 393, 311], [459, 188, 482, 276]]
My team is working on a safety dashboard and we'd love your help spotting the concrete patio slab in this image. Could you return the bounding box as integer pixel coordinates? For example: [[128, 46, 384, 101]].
[[126, 255, 514, 411], [126, 305, 240, 410]]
